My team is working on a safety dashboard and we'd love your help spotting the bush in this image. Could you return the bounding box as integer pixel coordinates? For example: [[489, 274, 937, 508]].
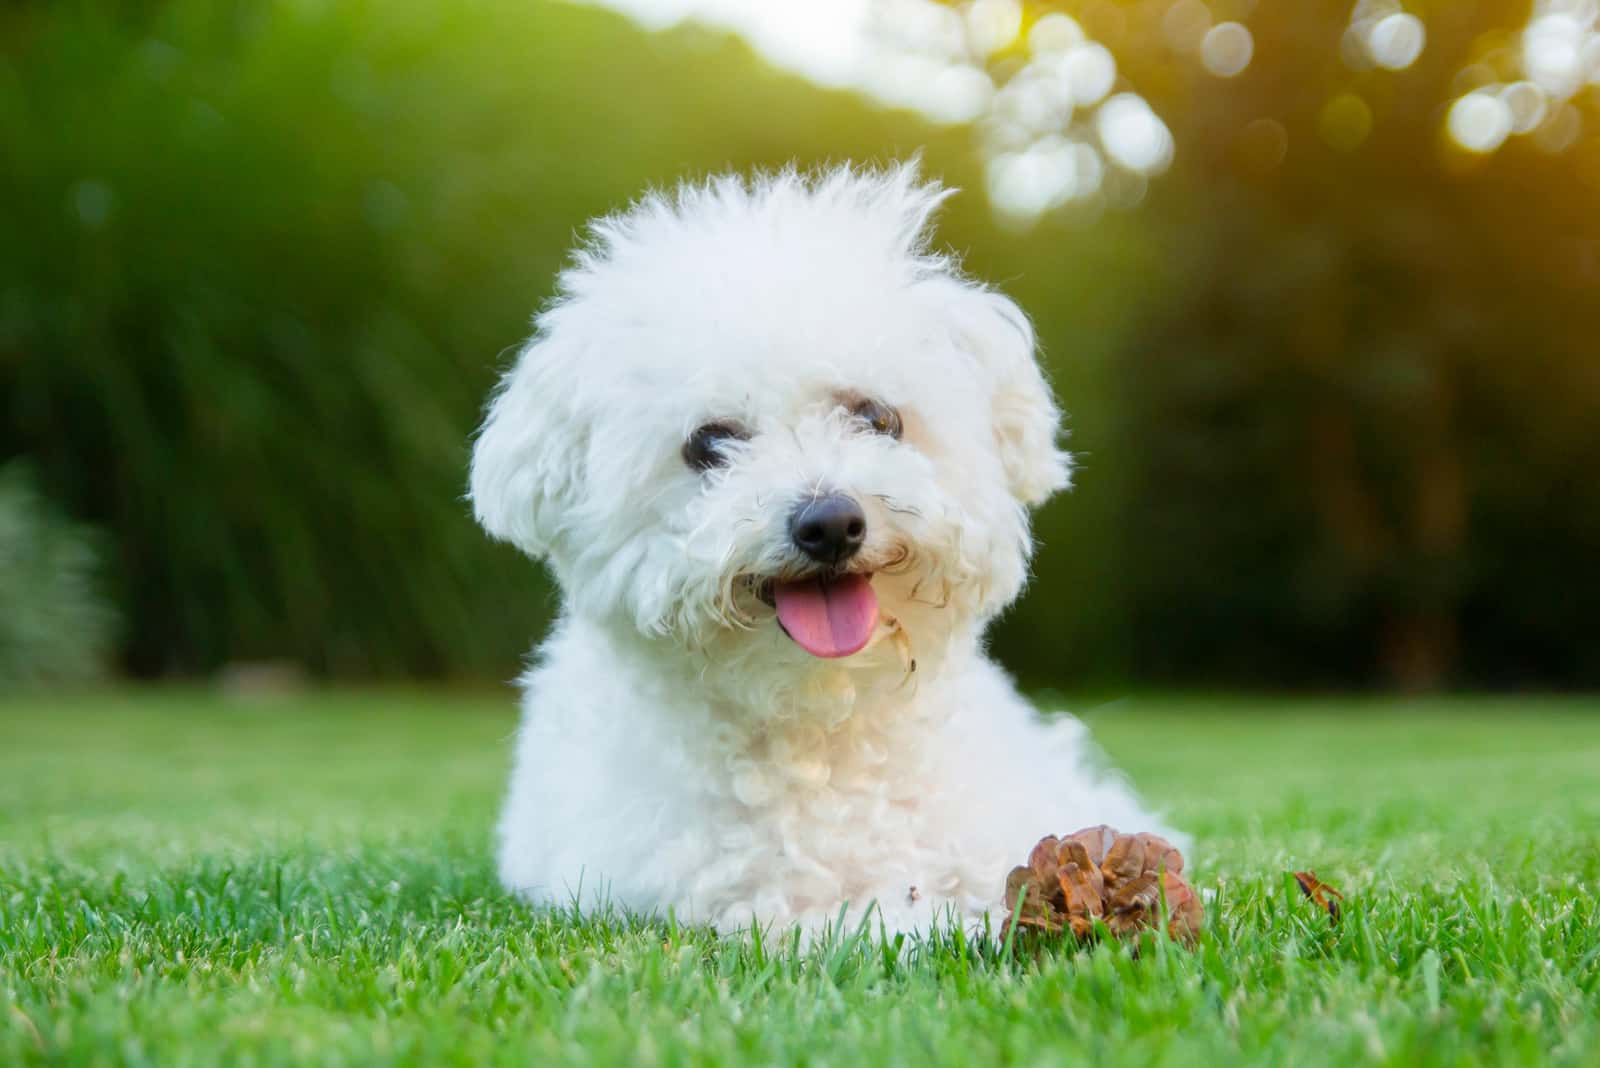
[[0, 0, 1061, 679], [8, 0, 1594, 689], [0, 464, 116, 687], [0, 1, 957, 676], [1105, 0, 1600, 689]]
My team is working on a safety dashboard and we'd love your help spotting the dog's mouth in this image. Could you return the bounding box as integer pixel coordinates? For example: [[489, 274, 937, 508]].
[[756, 572, 878, 659]]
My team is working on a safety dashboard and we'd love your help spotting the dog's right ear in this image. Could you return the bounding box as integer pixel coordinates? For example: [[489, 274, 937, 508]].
[[469, 333, 587, 560]]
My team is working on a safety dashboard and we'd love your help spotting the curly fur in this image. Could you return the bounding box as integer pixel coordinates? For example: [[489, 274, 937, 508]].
[[470, 163, 1175, 935]]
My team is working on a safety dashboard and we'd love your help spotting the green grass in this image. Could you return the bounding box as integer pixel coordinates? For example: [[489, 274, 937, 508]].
[[3, 692, 1598, 1066]]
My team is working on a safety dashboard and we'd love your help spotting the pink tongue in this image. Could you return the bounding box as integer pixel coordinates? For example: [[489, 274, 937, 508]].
[[773, 573, 879, 658]]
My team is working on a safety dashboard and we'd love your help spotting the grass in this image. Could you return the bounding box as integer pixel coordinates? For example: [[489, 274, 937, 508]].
[[2, 691, 1598, 1066]]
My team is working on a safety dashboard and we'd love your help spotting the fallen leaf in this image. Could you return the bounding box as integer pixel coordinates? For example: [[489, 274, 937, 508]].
[[1292, 870, 1345, 923]]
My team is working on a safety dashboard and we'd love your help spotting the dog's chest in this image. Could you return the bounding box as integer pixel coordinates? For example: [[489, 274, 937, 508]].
[[703, 702, 966, 870]]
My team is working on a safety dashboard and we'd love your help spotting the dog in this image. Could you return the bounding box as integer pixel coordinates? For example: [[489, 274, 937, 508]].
[[470, 164, 1171, 935]]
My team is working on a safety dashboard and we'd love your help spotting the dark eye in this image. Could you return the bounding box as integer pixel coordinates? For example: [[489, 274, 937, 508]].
[[682, 421, 749, 471], [849, 397, 903, 439]]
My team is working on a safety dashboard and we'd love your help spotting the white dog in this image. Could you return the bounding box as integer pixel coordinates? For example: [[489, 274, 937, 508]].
[[470, 164, 1170, 935]]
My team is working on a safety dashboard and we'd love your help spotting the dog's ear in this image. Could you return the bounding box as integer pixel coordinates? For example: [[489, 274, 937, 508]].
[[469, 332, 588, 560], [951, 289, 1073, 506]]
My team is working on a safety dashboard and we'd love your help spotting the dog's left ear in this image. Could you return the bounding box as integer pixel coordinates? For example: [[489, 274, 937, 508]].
[[950, 289, 1073, 505]]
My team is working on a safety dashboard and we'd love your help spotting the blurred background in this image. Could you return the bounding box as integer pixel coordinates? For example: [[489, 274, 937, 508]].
[[3, 0, 1598, 696]]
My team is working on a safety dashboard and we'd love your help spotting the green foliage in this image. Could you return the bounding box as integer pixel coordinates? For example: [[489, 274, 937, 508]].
[[4, 0, 1596, 686], [1107, 1, 1600, 689], [3, 692, 1599, 1064], [0, 0, 1146, 681], [1117, 188, 1600, 689], [0, 464, 115, 687], [2, 0, 610, 675]]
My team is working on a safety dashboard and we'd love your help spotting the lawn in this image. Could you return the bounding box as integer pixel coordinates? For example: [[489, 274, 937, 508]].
[[2, 691, 1598, 1066]]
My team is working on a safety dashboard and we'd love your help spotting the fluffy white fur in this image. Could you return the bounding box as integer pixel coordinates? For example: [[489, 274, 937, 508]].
[[470, 164, 1174, 936]]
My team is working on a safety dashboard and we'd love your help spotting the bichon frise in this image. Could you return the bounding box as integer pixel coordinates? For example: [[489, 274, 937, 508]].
[[470, 164, 1171, 936]]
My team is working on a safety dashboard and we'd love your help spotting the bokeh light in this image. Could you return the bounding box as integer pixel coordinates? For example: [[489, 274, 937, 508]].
[[1343, 1, 1426, 71], [572, 0, 1179, 225], [576, 0, 1600, 219], [1162, 0, 1213, 55], [1525, 10, 1590, 98], [1320, 92, 1374, 151], [1027, 12, 1084, 52], [13, 0, 1600, 693], [1534, 100, 1584, 151], [1060, 41, 1117, 106], [985, 133, 1101, 222], [1367, 13, 1426, 70], [1097, 93, 1175, 174], [965, 0, 1024, 55], [1201, 22, 1255, 77], [1501, 80, 1550, 135], [1448, 90, 1515, 153], [1444, 0, 1600, 153]]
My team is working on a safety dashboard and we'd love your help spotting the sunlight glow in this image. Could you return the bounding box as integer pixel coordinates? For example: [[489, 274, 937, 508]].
[[579, 0, 1177, 224], [590, 0, 873, 88], [1444, 0, 1599, 155]]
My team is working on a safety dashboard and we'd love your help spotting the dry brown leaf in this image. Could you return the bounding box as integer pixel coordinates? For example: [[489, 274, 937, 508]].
[[1292, 870, 1345, 923]]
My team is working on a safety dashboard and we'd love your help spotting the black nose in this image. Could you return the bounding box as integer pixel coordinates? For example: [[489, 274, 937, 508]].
[[789, 493, 867, 565]]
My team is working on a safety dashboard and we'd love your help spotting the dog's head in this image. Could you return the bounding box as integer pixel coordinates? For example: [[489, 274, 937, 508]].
[[471, 165, 1069, 700]]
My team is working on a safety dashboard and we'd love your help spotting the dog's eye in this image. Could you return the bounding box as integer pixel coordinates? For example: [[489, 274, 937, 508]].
[[682, 421, 749, 471], [849, 398, 903, 440]]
